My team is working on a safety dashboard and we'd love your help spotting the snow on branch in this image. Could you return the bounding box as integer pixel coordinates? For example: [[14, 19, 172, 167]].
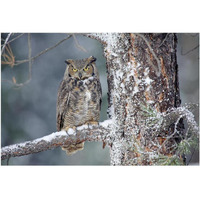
[[161, 104, 199, 135], [1, 120, 113, 160]]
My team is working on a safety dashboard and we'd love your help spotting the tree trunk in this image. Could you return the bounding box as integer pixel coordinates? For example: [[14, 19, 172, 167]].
[[88, 33, 183, 165]]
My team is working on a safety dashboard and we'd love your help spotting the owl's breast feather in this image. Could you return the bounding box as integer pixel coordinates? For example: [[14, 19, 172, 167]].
[[85, 90, 91, 101]]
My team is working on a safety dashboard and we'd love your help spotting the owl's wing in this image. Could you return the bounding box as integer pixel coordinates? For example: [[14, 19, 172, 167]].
[[56, 80, 70, 131], [97, 78, 102, 108]]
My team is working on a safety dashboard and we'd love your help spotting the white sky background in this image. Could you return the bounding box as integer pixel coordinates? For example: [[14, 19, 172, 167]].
[[0, 0, 199, 200]]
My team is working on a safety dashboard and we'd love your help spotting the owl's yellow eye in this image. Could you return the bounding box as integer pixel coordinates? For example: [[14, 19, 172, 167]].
[[84, 66, 89, 71], [72, 68, 78, 72]]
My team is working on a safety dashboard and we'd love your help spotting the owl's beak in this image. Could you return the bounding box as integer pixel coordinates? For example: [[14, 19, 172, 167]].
[[78, 72, 82, 79]]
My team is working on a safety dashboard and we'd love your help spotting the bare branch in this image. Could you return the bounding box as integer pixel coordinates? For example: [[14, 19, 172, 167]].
[[1, 34, 33, 88], [17, 33, 33, 86], [28, 33, 32, 81], [2, 34, 73, 88], [1, 120, 113, 160], [186, 33, 199, 37], [181, 45, 199, 55], [1, 33, 12, 55], [1, 33, 25, 46], [72, 34, 88, 52], [1, 43, 15, 67], [15, 34, 72, 66]]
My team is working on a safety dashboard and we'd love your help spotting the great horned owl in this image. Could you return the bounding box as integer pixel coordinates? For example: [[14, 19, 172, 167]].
[[56, 56, 102, 155]]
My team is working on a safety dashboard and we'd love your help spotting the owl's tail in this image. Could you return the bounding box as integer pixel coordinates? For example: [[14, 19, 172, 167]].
[[61, 142, 84, 155]]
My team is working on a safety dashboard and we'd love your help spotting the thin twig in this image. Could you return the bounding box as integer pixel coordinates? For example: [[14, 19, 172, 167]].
[[1, 33, 25, 46], [1, 33, 12, 55], [18, 33, 32, 86], [181, 45, 199, 55], [72, 34, 87, 52], [27, 33, 32, 82], [15, 34, 72, 65], [186, 33, 199, 37], [2, 34, 33, 88], [8, 33, 25, 44], [135, 33, 161, 76], [1, 43, 15, 67], [2, 34, 72, 87]]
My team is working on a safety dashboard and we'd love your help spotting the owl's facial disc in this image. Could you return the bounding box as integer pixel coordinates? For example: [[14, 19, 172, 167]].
[[68, 64, 79, 78], [78, 72, 82, 79], [81, 64, 94, 80], [66, 57, 96, 80]]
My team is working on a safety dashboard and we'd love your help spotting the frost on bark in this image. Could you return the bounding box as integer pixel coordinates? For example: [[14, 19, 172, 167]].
[[88, 33, 192, 165], [1, 120, 113, 160]]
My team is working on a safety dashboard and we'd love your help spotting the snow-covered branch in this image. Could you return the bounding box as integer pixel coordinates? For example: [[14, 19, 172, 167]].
[[1, 120, 113, 160], [161, 104, 199, 135]]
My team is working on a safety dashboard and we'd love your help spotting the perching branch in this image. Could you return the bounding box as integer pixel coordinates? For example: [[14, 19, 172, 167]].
[[1, 120, 113, 160]]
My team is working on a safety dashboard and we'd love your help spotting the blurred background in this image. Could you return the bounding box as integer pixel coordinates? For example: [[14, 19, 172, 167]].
[[1, 33, 199, 165]]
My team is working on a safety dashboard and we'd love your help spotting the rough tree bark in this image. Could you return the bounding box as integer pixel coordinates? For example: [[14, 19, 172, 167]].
[[1, 33, 199, 165], [86, 33, 184, 165]]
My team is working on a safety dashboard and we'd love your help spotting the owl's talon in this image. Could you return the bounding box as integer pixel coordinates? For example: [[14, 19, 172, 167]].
[[89, 121, 99, 126]]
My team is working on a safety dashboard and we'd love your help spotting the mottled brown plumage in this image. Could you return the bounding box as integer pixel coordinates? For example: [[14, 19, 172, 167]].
[[56, 56, 102, 155]]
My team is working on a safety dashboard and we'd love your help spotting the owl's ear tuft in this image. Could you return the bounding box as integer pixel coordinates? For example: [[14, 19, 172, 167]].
[[88, 56, 96, 63], [65, 59, 72, 65]]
